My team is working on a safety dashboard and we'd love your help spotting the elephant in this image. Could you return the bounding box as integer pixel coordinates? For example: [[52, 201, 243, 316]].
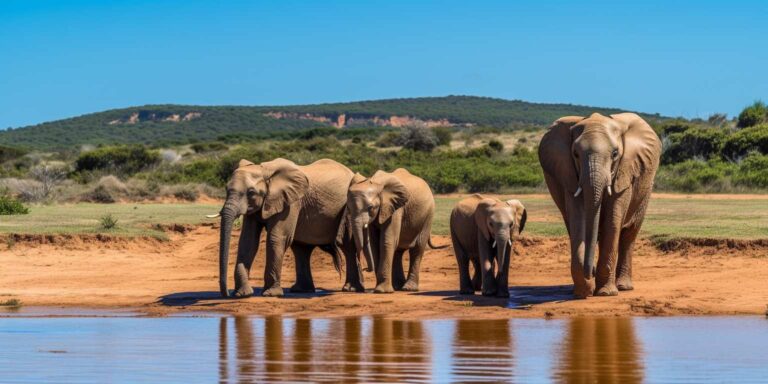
[[339, 168, 443, 293], [538, 113, 661, 298], [212, 158, 357, 298], [449, 194, 527, 297]]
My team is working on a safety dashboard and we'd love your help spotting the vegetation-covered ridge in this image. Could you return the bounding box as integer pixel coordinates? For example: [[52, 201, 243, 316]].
[[0, 96, 665, 150]]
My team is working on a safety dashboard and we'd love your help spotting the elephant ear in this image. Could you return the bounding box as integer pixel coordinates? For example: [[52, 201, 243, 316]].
[[237, 159, 255, 169], [474, 198, 497, 241], [350, 172, 368, 185], [377, 174, 409, 225], [260, 158, 309, 220], [505, 199, 527, 235], [538, 116, 584, 195], [610, 113, 662, 193]]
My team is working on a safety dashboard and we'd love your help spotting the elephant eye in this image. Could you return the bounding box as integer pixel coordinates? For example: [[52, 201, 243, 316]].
[[612, 149, 619, 159], [247, 189, 256, 197]]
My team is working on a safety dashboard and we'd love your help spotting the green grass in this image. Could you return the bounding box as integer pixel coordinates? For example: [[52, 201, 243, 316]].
[[433, 195, 768, 239], [0, 196, 765, 240], [0, 203, 221, 239]]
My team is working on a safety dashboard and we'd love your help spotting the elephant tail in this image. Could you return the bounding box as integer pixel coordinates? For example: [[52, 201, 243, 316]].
[[428, 237, 449, 249]]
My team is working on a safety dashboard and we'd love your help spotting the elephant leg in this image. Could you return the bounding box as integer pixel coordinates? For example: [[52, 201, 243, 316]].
[[401, 244, 425, 291], [595, 210, 621, 297], [478, 234, 497, 296], [289, 243, 316, 293], [470, 257, 482, 292], [233, 217, 262, 298], [563, 193, 594, 299], [262, 227, 294, 297], [392, 249, 407, 291], [374, 215, 401, 294], [616, 223, 641, 291], [343, 245, 365, 293], [452, 236, 474, 295]]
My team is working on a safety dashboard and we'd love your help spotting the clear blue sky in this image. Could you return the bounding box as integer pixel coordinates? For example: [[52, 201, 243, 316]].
[[1, 0, 766, 128]]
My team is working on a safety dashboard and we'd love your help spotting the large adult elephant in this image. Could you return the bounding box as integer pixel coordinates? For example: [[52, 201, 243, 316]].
[[341, 168, 442, 293], [538, 113, 661, 298], [450, 194, 527, 297], [211, 158, 356, 298]]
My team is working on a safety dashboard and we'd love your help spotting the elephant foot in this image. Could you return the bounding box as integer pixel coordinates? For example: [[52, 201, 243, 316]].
[[289, 282, 316, 293], [262, 286, 284, 297], [374, 283, 394, 294], [616, 276, 634, 291], [496, 288, 510, 298], [595, 283, 619, 296], [400, 280, 419, 292], [342, 282, 366, 292], [232, 285, 254, 298], [572, 279, 596, 299], [459, 288, 475, 295], [481, 289, 497, 297]]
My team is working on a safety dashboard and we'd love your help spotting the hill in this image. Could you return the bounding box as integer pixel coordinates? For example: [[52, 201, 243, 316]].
[[0, 96, 665, 150]]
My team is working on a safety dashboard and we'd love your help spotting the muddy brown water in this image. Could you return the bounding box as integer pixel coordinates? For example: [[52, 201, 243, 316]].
[[0, 313, 766, 383]]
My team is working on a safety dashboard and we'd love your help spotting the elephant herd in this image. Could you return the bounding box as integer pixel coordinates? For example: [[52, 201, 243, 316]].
[[211, 112, 661, 300]]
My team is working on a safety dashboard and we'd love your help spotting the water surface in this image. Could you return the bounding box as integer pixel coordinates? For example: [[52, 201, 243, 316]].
[[0, 315, 766, 383]]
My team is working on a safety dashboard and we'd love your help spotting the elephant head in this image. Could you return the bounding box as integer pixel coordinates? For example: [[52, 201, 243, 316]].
[[344, 172, 408, 273], [542, 113, 660, 288], [474, 198, 527, 283], [213, 158, 308, 297]]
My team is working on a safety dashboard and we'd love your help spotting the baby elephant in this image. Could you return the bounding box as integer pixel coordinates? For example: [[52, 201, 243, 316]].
[[450, 194, 527, 297]]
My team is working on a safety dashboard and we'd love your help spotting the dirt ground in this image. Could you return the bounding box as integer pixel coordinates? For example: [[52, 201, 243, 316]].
[[2, 224, 767, 319]]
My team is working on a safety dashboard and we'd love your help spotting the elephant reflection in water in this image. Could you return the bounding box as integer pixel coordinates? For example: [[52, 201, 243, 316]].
[[218, 316, 430, 383], [451, 319, 513, 382], [555, 317, 643, 383]]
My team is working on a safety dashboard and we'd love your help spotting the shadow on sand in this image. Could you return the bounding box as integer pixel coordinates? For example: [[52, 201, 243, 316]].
[[158, 288, 336, 307], [413, 284, 575, 309]]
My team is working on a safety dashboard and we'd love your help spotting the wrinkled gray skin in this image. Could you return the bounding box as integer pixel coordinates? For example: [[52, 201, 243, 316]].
[[340, 169, 441, 293], [450, 195, 527, 297], [539, 113, 661, 298], [215, 158, 355, 298]]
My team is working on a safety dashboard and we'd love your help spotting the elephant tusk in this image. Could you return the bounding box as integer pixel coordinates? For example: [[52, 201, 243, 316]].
[[206, 213, 221, 218], [508, 239, 513, 247], [364, 223, 368, 229], [574, 186, 582, 197], [607, 185, 612, 196], [492, 239, 497, 249]]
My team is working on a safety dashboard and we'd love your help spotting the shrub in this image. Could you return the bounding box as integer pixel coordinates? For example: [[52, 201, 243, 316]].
[[99, 214, 118, 230], [737, 101, 767, 128], [0, 195, 29, 215], [432, 126, 453, 146], [721, 124, 768, 160], [488, 139, 504, 152], [397, 125, 439, 152], [655, 159, 736, 192], [375, 131, 400, 148], [172, 185, 199, 201], [75, 145, 160, 176], [0, 145, 27, 164], [662, 127, 726, 164], [191, 142, 228, 153], [734, 152, 768, 188]]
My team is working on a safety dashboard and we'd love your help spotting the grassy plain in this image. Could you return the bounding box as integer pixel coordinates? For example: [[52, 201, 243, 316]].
[[1, 195, 766, 240]]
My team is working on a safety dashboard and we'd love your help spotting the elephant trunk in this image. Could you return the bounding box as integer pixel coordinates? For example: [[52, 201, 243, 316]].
[[495, 229, 511, 278], [352, 216, 375, 272], [582, 163, 607, 280], [218, 201, 240, 297]]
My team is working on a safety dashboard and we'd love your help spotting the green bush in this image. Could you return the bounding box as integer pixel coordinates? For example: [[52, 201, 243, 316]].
[[0, 195, 29, 215], [99, 214, 118, 230], [655, 159, 736, 192], [0, 145, 27, 164], [488, 139, 504, 152], [191, 142, 228, 153], [662, 126, 727, 164], [375, 131, 400, 148], [734, 152, 768, 188], [75, 145, 160, 176], [721, 124, 768, 160], [432, 126, 453, 146], [737, 101, 767, 128]]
